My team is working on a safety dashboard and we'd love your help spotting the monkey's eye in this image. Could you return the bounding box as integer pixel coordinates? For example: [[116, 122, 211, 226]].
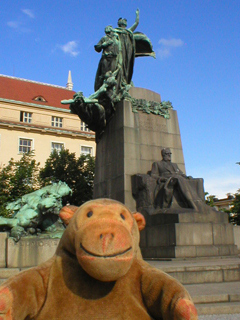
[[87, 211, 93, 218], [120, 213, 125, 220]]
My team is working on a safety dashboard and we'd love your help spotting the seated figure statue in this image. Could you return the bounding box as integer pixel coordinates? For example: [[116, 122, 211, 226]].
[[150, 148, 205, 211]]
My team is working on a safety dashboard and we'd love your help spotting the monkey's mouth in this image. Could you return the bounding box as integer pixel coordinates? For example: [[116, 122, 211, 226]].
[[80, 243, 132, 258]]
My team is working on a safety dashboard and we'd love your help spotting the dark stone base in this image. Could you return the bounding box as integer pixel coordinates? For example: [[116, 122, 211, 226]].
[[139, 211, 238, 259], [93, 87, 186, 212], [141, 244, 238, 259]]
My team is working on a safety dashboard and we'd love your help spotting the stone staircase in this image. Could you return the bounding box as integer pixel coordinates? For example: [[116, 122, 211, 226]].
[[0, 257, 240, 315], [0, 268, 22, 285], [186, 281, 240, 315], [147, 257, 240, 315]]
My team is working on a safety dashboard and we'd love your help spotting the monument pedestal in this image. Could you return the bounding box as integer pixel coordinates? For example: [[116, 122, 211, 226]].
[[2, 235, 60, 268], [139, 210, 238, 259], [94, 87, 185, 212], [93, 87, 237, 259]]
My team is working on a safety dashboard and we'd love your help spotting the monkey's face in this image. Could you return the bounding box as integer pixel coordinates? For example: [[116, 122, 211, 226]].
[[71, 199, 144, 282]]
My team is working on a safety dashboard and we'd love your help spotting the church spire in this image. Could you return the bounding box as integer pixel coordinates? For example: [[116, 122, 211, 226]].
[[66, 70, 73, 90]]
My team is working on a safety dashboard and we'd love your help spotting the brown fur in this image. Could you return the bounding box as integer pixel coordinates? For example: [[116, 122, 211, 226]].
[[0, 199, 198, 320]]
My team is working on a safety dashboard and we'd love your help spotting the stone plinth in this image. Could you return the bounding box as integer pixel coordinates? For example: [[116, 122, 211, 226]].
[[233, 226, 240, 252], [140, 211, 238, 259], [94, 87, 185, 211], [132, 174, 238, 259], [93, 87, 237, 259], [0, 233, 8, 267], [7, 237, 60, 268]]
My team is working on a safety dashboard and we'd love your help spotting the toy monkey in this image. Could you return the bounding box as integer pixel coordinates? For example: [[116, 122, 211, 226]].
[[0, 199, 198, 320]]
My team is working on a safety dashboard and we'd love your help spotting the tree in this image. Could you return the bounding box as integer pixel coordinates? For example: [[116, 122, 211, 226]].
[[226, 190, 240, 225], [0, 152, 40, 216], [39, 149, 95, 206], [205, 192, 217, 207], [231, 189, 240, 213]]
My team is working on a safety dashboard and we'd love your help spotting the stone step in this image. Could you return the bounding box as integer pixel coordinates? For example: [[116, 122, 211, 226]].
[[195, 302, 240, 315], [0, 268, 21, 280], [0, 267, 240, 315], [185, 281, 240, 299], [147, 258, 240, 284], [193, 293, 240, 304], [0, 261, 240, 286], [163, 264, 240, 284], [0, 268, 21, 285], [185, 281, 240, 315]]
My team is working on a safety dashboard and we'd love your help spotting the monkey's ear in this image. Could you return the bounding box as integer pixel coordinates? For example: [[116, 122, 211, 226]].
[[133, 212, 146, 231], [59, 205, 79, 225]]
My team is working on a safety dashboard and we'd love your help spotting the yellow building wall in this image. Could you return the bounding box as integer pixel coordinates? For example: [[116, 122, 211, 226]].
[[0, 100, 81, 130], [0, 100, 95, 167]]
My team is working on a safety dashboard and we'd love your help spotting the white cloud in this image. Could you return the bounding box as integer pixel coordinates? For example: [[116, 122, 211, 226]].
[[7, 21, 20, 29], [157, 48, 171, 59], [7, 9, 34, 33], [158, 38, 184, 48], [7, 20, 31, 33], [189, 163, 240, 199], [204, 176, 240, 199], [157, 38, 184, 59], [60, 41, 79, 57], [22, 9, 35, 19]]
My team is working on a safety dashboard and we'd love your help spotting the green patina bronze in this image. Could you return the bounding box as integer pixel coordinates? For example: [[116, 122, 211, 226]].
[[0, 181, 72, 241], [62, 9, 168, 142], [130, 99, 173, 118]]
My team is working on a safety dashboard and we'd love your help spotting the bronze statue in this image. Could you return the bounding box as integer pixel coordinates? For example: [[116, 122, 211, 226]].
[[94, 26, 120, 91], [151, 148, 205, 210], [0, 182, 72, 241], [95, 9, 155, 93], [132, 148, 215, 214], [62, 9, 155, 142]]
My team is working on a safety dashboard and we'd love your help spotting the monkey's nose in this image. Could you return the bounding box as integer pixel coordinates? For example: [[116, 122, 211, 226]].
[[100, 233, 114, 239], [99, 233, 114, 252]]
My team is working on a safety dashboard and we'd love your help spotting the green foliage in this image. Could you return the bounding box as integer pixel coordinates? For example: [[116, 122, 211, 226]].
[[39, 149, 95, 206], [0, 152, 40, 214], [0, 205, 13, 218], [227, 189, 240, 225], [231, 189, 240, 213], [0, 149, 95, 217], [205, 192, 217, 207]]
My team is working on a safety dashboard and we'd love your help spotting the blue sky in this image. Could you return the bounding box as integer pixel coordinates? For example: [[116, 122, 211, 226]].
[[0, 0, 239, 198]]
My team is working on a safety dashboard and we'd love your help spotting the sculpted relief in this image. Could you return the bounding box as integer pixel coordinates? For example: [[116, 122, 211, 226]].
[[132, 148, 213, 215]]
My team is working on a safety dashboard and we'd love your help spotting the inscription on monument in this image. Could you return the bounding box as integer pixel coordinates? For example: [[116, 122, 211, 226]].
[[7, 238, 60, 268], [139, 115, 167, 131]]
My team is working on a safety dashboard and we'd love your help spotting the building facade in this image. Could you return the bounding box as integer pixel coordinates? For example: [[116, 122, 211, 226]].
[[213, 195, 234, 212], [0, 74, 95, 167]]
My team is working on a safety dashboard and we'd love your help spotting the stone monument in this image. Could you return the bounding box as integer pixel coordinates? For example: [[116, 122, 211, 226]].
[[62, 10, 237, 259], [132, 146, 237, 258], [61, 9, 156, 142], [0, 182, 71, 267], [93, 87, 182, 212]]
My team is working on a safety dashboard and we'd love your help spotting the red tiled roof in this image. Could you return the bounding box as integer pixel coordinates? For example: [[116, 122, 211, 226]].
[[0, 75, 75, 110]]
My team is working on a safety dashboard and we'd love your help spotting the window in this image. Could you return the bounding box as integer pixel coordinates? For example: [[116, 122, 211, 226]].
[[33, 96, 47, 102], [81, 121, 90, 132], [19, 138, 32, 153], [20, 111, 32, 123], [81, 146, 92, 156], [51, 116, 63, 128], [51, 142, 64, 154]]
